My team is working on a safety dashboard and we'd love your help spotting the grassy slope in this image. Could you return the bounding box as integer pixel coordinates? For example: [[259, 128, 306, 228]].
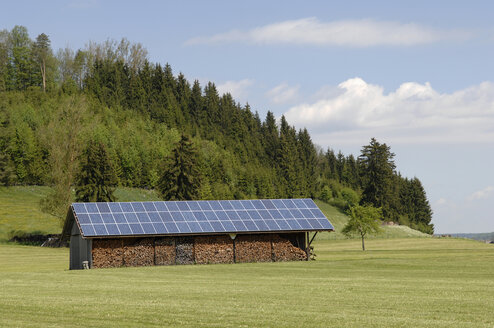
[[0, 238, 492, 327], [0, 186, 428, 242]]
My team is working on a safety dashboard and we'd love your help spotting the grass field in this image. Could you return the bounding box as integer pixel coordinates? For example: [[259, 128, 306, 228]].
[[0, 238, 492, 327]]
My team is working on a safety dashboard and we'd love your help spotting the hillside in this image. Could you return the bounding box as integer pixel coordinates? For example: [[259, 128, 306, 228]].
[[0, 186, 428, 242]]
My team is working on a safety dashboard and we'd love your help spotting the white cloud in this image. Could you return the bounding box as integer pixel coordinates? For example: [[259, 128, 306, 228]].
[[436, 198, 448, 206], [284, 78, 494, 145], [266, 83, 300, 104], [467, 186, 494, 201], [216, 79, 254, 101], [185, 17, 467, 47]]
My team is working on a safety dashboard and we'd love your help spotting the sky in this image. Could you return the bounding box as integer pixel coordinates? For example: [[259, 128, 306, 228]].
[[2, 0, 494, 233]]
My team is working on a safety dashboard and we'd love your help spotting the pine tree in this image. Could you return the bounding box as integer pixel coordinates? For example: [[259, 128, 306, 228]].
[[157, 134, 202, 200], [75, 141, 118, 202], [0, 151, 15, 186]]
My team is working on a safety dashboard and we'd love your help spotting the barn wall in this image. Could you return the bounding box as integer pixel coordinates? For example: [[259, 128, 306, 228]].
[[88, 233, 307, 269]]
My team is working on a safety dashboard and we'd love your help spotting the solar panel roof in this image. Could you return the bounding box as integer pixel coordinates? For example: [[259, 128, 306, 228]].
[[70, 199, 334, 238]]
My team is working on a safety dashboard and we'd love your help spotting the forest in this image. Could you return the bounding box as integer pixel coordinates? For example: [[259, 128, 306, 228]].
[[0, 25, 433, 234]]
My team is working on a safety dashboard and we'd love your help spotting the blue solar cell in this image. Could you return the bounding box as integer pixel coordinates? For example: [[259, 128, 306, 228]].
[[106, 224, 120, 235], [141, 223, 156, 234], [231, 201, 245, 210], [96, 202, 111, 213], [221, 221, 235, 231], [264, 220, 280, 230], [243, 220, 259, 231], [81, 224, 96, 236], [101, 213, 115, 224], [199, 221, 214, 232], [176, 222, 191, 233], [282, 199, 296, 208], [261, 199, 276, 209], [129, 224, 144, 234], [310, 208, 325, 218], [153, 222, 167, 234], [176, 202, 190, 211], [117, 223, 132, 235], [182, 211, 196, 221], [209, 201, 223, 210], [298, 219, 312, 230], [286, 219, 302, 230], [204, 211, 218, 221], [303, 199, 318, 209], [232, 220, 248, 231], [143, 202, 157, 212], [124, 212, 138, 223], [108, 202, 123, 213], [153, 202, 168, 211], [275, 220, 290, 230], [85, 203, 98, 213], [94, 224, 108, 235], [147, 212, 161, 222], [300, 209, 314, 219], [210, 221, 225, 232], [310, 219, 323, 229], [239, 200, 254, 209], [164, 222, 179, 233], [77, 214, 90, 224], [225, 210, 241, 220], [198, 201, 212, 211], [318, 219, 333, 229], [255, 220, 269, 231], [247, 210, 262, 220], [258, 210, 272, 220], [268, 209, 283, 219], [292, 199, 307, 208], [186, 201, 201, 211], [159, 212, 173, 222], [219, 200, 234, 210], [72, 203, 87, 213], [112, 213, 126, 223], [215, 211, 229, 221], [278, 209, 294, 219], [193, 211, 207, 221], [251, 200, 265, 209], [271, 199, 287, 209], [89, 213, 103, 224], [171, 212, 184, 222], [136, 212, 150, 222], [236, 210, 251, 220], [289, 209, 303, 218], [166, 202, 179, 211], [131, 202, 145, 212], [120, 203, 134, 212], [187, 221, 202, 233]]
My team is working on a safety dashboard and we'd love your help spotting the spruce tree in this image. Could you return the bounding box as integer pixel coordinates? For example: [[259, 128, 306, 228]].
[[75, 141, 118, 202], [157, 134, 202, 200]]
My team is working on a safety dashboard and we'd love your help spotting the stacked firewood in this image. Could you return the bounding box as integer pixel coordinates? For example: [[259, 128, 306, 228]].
[[175, 237, 194, 264], [92, 239, 124, 268], [195, 235, 234, 264], [155, 237, 175, 265], [272, 234, 307, 261], [123, 238, 154, 267], [235, 234, 272, 263]]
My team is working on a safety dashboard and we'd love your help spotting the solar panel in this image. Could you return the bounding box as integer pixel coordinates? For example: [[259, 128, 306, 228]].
[[71, 199, 334, 237]]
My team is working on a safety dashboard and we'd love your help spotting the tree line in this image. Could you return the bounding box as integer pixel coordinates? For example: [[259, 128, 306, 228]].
[[0, 26, 433, 234]]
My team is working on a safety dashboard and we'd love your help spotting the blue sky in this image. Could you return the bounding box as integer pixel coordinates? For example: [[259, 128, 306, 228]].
[[3, 0, 494, 233]]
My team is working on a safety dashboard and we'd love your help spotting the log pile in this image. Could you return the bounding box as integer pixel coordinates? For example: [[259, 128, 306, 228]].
[[175, 237, 194, 264], [123, 238, 154, 267], [92, 239, 124, 268], [235, 234, 272, 263], [155, 237, 176, 265], [195, 235, 234, 264], [272, 234, 307, 261]]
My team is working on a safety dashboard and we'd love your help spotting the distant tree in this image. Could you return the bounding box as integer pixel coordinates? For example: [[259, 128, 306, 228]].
[[157, 134, 202, 200], [0, 151, 15, 186], [359, 138, 396, 221], [33, 33, 52, 92], [342, 205, 383, 251], [75, 141, 118, 202]]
